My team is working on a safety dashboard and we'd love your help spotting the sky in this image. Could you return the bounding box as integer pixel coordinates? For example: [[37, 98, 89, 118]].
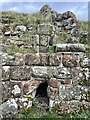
[[0, 0, 89, 21]]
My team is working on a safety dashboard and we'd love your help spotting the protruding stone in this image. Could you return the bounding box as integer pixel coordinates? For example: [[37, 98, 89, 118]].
[[31, 66, 49, 79], [15, 25, 26, 32], [54, 44, 85, 52]]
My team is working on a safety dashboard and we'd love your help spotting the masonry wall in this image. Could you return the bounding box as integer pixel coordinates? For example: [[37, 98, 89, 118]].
[[1, 47, 90, 113], [0, 9, 90, 117]]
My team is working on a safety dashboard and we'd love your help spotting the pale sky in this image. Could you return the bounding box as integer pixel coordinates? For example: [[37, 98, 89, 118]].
[[0, 0, 89, 21]]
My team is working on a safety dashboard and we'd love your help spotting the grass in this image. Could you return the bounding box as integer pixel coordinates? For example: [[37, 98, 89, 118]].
[[18, 107, 90, 119], [6, 44, 37, 55]]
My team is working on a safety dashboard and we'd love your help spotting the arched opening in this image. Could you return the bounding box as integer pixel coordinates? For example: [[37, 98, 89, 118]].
[[35, 81, 49, 106]]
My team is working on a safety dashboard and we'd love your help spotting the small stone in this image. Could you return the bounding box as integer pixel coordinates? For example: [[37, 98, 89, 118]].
[[2, 66, 10, 80], [12, 85, 21, 97], [15, 25, 27, 32]]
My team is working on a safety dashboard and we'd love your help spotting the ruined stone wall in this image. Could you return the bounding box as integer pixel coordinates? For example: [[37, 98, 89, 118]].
[[0, 8, 90, 117], [1, 44, 90, 114]]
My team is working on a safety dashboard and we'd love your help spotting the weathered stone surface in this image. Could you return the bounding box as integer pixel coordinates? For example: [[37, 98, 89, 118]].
[[12, 85, 21, 97], [40, 4, 52, 17], [47, 78, 58, 88], [13, 40, 24, 46], [1, 53, 24, 66], [59, 84, 88, 101], [48, 86, 58, 99], [71, 27, 79, 37], [80, 57, 90, 68], [39, 53, 49, 65], [58, 79, 72, 84], [38, 24, 53, 35], [2, 80, 22, 102], [83, 68, 90, 80], [10, 66, 31, 80], [15, 25, 26, 32], [49, 53, 61, 66], [1, 4, 90, 115], [49, 67, 71, 79], [51, 100, 90, 115], [27, 24, 37, 33], [67, 37, 78, 43], [0, 53, 8, 65], [0, 98, 18, 118], [22, 80, 41, 95], [0, 44, 10, 52], [14, 53, 24, 65], [54, 44, 85, 52], [39, 46, 49, 53], [24, 53, 40, 65], [2, 66, 10, 80], [31, 66, 49, 79], [62, 11, 76, 22], [4, 31, 11, 36], [39, 35, 50, 46], [62, 53, 78, 67], [30, 35, 39, 46]]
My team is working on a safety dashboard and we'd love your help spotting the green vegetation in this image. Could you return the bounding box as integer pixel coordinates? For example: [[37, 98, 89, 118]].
[[78, 20, 88, 31], [18, 107, 90, 119], [6, 44, 37, 55]]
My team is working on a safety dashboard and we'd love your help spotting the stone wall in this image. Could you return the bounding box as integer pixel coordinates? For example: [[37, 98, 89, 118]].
[[1, 49, 90, 114], [0, 5, 90, 118]]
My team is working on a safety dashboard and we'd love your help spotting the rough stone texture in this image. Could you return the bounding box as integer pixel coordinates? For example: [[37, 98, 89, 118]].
[[49, 53, 61, 66], [62, 53, 78, 67], [49, 66, 71, 79], [51, 100, 90, 115], [1, 4, 90, 118], [39, 35, 50, 46], [39, 53, 49, 66], [2, 66, 10, 80], [55, 44, 85, 52], [38, 24, 54, 35], [30, 35, 39, 46], [31, 66, 49, 79], [10, 66, 31, 80], [24, 53, 40, 65], [0, 98, 18, 119], [15, 25, 27, 33]]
